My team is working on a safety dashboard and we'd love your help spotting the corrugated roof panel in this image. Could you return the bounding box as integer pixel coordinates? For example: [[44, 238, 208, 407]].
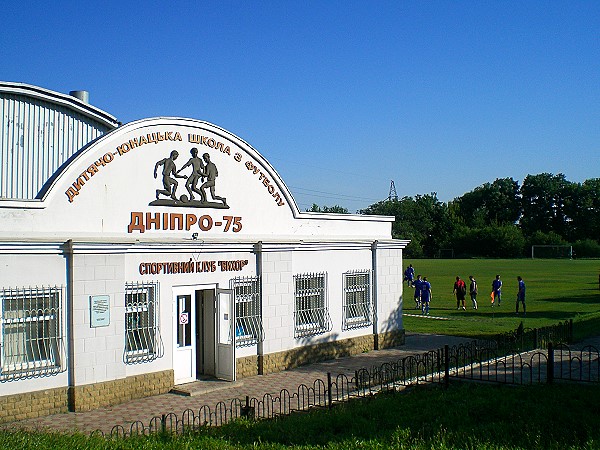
[[0, 90, 117, 200]]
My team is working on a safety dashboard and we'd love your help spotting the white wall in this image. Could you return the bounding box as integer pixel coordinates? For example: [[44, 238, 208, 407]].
[[260, 249, 294, 355], [71, 252, 127, 385], [375, 246, 404, 334], [0, 251, 66, 287], [0, 250, 69, 395], [260, 244, 387, 355]]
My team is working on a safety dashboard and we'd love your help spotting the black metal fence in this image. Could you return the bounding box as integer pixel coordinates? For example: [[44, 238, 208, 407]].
[[491, 319, 573, 353], [95, 320, 598, 439]]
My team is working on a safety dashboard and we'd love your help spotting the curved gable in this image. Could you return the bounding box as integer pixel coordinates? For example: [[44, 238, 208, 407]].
[[1, 118, 393, 240]]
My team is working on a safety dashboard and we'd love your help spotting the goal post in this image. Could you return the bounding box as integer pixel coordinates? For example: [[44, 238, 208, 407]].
[[531, 245, 573, 259], [436, 248, 455, 259]]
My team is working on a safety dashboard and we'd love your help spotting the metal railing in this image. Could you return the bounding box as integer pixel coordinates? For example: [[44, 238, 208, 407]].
[[491, 319, 572, 353], [91, 320, 597, 439]]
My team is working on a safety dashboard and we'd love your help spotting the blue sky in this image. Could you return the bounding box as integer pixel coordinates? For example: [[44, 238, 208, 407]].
[[2, 1, 599, 212]]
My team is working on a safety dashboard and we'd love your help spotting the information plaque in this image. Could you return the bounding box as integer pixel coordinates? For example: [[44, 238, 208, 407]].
[[90, 295, 110, 327]]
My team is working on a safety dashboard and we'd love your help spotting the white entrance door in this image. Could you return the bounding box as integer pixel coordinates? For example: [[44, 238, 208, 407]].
[[173, 288, 195, 384], [215, 288, 236, 381]]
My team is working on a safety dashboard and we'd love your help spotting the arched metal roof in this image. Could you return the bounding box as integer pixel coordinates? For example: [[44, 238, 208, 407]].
[[0, 82, 120, 200]]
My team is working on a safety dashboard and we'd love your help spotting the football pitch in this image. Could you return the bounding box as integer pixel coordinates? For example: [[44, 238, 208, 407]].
[[402, 258, 600, 341]]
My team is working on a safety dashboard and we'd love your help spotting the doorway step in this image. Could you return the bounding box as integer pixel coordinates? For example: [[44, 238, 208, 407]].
[[171, 378, 243, 396]]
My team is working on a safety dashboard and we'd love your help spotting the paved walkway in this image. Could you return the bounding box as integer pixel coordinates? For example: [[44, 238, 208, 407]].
[[2, 333, 473, 435]]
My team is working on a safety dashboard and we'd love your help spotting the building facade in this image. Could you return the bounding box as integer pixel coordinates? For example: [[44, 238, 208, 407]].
[[0, 83, 408, 422]]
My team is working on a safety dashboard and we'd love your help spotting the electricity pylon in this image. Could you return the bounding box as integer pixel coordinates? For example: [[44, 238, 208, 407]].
[[388, 180, 398, 202]]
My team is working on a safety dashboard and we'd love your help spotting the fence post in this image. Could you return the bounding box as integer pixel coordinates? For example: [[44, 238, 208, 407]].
[[241, 395, 254, 418], [519, 330, 527, 352], [547, 342, 554, 384], [161, 413, 166, 434], [569, 319, 573, 343], [444, 345, 449, 388], [327, 372, 333, 409]]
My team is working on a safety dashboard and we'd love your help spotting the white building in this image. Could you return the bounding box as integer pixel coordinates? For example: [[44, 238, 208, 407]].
[[0, 82, 408, 421]]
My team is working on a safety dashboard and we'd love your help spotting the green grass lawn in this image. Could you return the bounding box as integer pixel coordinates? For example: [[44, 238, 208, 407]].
[[402, 259, 600, 341]]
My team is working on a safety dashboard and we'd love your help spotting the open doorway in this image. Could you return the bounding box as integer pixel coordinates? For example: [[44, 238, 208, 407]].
[[173, 285, 235, 384]]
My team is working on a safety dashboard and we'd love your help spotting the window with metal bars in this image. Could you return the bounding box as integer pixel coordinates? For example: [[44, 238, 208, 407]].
[[124, 282, 163, 364], [342, 270, 373, 330], [293, 272, 331, 338], [0, 286, 66, 381], [231, 276, 263, 347]]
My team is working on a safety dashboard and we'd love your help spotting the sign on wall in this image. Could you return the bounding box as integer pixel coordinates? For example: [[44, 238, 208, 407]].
[[55, 121, 297, 238], [90, 295, 110, 327]]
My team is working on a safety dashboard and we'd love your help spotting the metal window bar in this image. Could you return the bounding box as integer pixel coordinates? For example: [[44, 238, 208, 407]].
[[124, 281, 164, 364], [0, 285, 66, 382], [231, 276, 263, 347], [342, 270, 372, 330], [293, 272, 332, 338]]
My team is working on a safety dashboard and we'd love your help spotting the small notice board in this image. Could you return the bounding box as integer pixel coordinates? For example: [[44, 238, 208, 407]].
[[90, 295, 110, 327]]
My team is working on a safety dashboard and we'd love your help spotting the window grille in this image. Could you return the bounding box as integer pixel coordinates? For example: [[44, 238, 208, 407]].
[[124, 282, 164, 364], [342, 270, 373, 330], [1, 286, 66, 382], [293, 272, 332, 338], [231, 276, 263, 347]]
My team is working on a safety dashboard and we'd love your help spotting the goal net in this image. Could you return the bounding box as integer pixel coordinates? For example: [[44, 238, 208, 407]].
[[436, 248, 455, 259], [531, 245, 573, 259]]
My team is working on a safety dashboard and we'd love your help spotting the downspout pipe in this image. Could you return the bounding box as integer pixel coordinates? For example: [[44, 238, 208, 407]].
[[253, 241, 264, 375], [371, 240, 379, 350], [64, 239, 76, 411]]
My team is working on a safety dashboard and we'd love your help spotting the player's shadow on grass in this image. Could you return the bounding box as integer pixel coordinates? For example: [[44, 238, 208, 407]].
[[536, 293, 600, 305], [473, 310, 580, 320], [494, 310, 579, 320]]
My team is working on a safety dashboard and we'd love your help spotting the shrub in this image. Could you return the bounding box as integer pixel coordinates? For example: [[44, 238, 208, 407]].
[[450, 224, 525, 258], [573, 239, 600, 258]]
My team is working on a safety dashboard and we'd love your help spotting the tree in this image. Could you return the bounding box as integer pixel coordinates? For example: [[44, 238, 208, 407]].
[[361, 193, 453, 258], [520, 173, 574, 239], [573, 239, 600, 258], [527, 230, 568, 246], [568, 178, 600, 243], [360, 199, 406, 241], [358, 173, 598, 258], [450, 223, 525, 257], [454, 178, 521, 226], [306, 204, 349, 214]]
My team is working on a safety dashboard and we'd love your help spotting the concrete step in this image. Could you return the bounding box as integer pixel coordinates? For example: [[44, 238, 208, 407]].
[[170, 378, 244, 397]]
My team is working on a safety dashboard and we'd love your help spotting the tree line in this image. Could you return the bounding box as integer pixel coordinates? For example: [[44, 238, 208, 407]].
[[309, 173, 600, 258]]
